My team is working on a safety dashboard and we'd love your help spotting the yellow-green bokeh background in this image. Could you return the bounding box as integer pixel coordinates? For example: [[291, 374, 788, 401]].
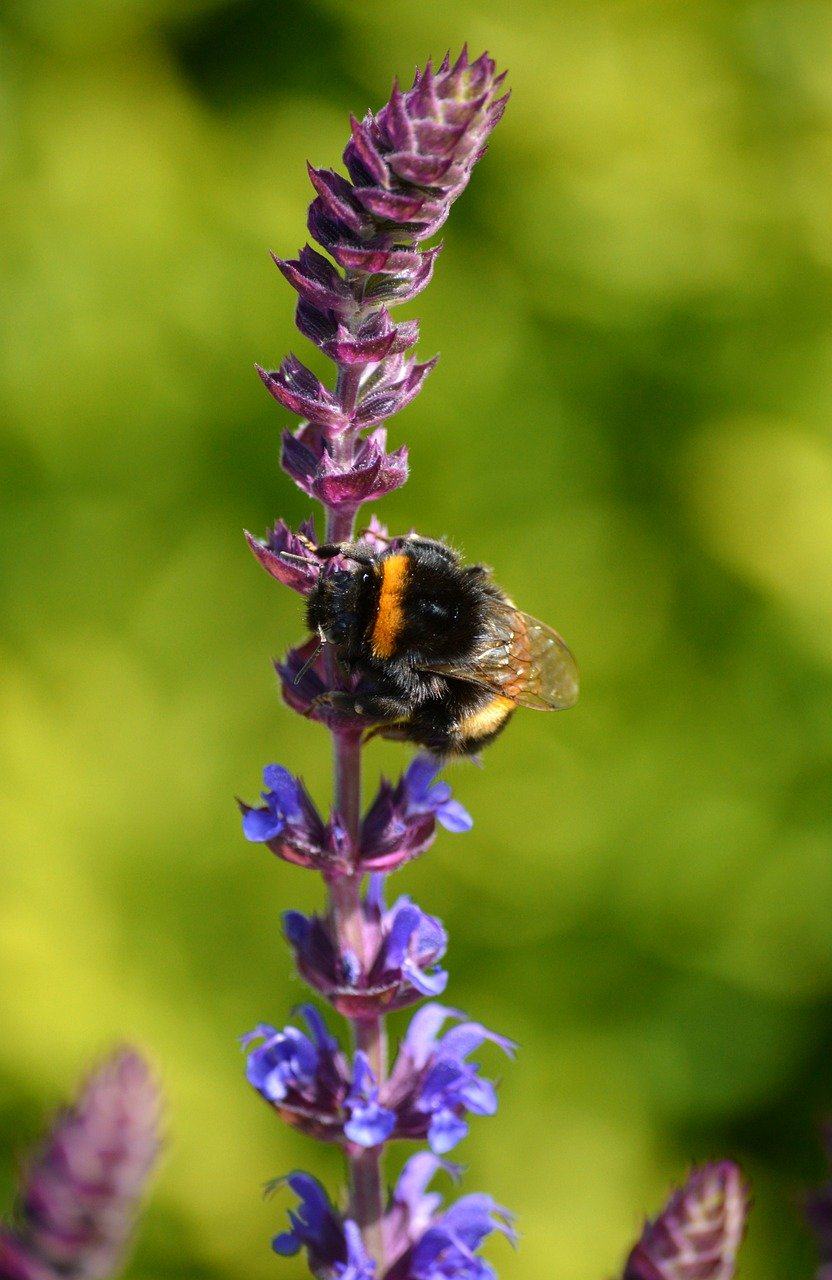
[[2, 1, 832, 1276]]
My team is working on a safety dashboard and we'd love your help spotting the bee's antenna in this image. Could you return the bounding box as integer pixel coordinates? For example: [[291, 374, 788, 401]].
[[293, 635, 325, 685], [356, 526, 394, 545], [276, 551, 317, 566]]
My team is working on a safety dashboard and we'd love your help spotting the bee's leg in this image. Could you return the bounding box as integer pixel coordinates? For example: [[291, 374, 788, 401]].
[[313, 543, 376, 565], [365, 721, 413, 744], [311, 690, 410, 723]]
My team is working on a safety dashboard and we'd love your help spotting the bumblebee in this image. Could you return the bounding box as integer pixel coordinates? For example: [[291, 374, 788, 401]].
[[305, 534, 579, 757]]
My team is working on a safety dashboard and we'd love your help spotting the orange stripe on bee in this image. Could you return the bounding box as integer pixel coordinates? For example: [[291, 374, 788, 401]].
[[456, 695, 515, 740], [371, 554, 409, 658]]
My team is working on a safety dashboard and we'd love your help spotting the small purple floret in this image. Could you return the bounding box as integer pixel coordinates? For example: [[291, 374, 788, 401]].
[[359, 757, 472, 873], [385, 1004, 516, 1156], [240, 765, 330, 868], [242, 764, 303, 842], [283, 879, 448, 1018], [400, 757, 473, 833], [245, 517, 321, 596], [271, 1172, 374, 1279], [343, 1054, 396, 1148], [244, 1010, 395, 1151]]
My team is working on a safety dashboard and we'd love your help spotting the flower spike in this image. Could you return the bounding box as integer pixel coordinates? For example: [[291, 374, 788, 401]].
[[0, 1050, 160, 1280], [622, 1162, 749, 1280], [240, 44, 521, 1280]]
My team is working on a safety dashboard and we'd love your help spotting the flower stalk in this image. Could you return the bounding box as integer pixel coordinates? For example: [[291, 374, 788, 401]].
[[242, 47, 514, 1280]]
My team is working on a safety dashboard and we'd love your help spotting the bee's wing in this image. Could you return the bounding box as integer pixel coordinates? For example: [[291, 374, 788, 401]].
[[423, 604, 580, 711]]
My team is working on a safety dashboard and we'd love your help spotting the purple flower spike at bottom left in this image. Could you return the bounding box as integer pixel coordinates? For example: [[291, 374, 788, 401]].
[[0, 1050, 161, 1280]]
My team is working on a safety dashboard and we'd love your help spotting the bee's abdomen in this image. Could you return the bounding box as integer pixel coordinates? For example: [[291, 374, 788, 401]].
[[455, 695, 515, 745], [400, 684, 515, 757]]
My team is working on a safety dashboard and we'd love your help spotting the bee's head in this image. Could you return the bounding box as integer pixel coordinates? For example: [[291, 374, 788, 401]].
[[306, 563, 375, 661]]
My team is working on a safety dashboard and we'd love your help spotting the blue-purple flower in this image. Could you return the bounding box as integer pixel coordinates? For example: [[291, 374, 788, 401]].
[[243, 754, 471, 876], [386, 1190, 514, 1280], [243, 1006, 349, 1144], [241, 765, 305, 842], [284, 878, 448, 1018], [385, 1154, 514, 1280], [385, 1005, 515, 1156], [240, 765, 329, 868], [343, 1054, 395, 1148], [243, 1008, 395, 1150], [243, 1001, 512, 1157], [622, 1162, 748, 1280], [398, 757, 473, 834], [271, 1172, 374, 1280], [270, 1157, 513, 1280], [359, 757, 473, 873]]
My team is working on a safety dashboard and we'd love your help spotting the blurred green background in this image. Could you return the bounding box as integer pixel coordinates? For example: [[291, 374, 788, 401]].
[[2, 0, 832, 1276]]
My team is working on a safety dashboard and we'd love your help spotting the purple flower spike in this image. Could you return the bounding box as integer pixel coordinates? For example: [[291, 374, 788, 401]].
[[0, 1050, 160, 1280], [343, 51, 509, 244], [240, 765, 329, 869], [385, 1004, 516, 1156], [283, 882, 448, 1019], [623, 1162, 749, 1280], [258, 48, 508, 516], [245, 517, 321, 595], [241, 47, 513, 1277]]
